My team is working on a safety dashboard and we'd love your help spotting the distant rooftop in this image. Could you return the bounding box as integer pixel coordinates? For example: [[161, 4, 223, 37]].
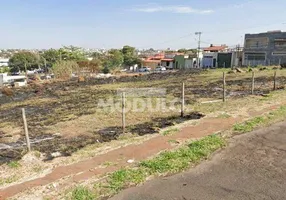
[[203, 45, 228, 52]]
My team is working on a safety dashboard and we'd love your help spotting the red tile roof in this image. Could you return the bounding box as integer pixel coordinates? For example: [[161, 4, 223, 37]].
[[161, 58, 174, 62], [203, 46, 228, 51]]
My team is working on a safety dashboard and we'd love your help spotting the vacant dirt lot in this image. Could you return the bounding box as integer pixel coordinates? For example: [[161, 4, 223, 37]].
[[1, 68, 286, 164]]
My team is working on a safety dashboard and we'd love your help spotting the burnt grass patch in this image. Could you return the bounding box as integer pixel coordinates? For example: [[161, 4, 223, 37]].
[[99, 112, 205, 142], [1, 71, 285, 164], [0, 112, 204, 164]]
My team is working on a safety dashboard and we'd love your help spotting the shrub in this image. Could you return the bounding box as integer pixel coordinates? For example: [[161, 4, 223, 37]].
[[102, 66, 110, 74], [280, 63, 286, 69], [0, 66, 10, 73], [52, 61, 79, 79]]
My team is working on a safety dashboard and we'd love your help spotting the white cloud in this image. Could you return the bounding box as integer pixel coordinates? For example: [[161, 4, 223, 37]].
[[132, 5, 214, 14]]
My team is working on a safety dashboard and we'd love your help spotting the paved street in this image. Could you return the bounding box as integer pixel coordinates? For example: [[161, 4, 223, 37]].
[[110, 121, 286, 200]]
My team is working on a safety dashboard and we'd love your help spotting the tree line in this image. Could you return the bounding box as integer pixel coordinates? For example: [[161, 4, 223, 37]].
[[7, 45, 141, 77]]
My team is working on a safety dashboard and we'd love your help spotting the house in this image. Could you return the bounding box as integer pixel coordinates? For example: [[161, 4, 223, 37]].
[[141, 53, 164, 69], [161, 58, 174, 69], [244, 30, 286, 66]]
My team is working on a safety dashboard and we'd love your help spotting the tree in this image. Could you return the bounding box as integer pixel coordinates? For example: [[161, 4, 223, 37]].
[[122, 45, 141, 67], [42, 49, 61, 68], [178, 48, 188, 54], [9, 51, 39, 72], [60, 46, 86, 61], [107, 49, 124, 68], [91, 52, 104, 60]]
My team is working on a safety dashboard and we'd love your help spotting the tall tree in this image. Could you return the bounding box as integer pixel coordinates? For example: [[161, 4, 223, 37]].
[[42, 49, 61, 67], [9, 52, 39, 72], [122, 45, 141, 67], [60, 46, 86, 61], [107, 49, 124, 68]]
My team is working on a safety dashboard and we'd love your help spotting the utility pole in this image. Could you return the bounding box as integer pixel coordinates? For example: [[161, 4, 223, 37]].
[[195, 32, 202, 68]]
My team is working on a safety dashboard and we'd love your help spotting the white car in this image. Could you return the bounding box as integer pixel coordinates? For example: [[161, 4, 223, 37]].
[[155, 66, 167, 71], [139, 67, 151, 72]]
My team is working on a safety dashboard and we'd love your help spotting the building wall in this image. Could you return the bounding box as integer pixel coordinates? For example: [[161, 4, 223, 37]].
[[185, 59, 196, 68], [217, 53, 232, 68], [244, 31, 286, 65], [0, 58, 9, 67], [174, 55, 185, 69], [161, 61, 174, 69], [142, 61, 160, 70], [202, 52, 218, 68]]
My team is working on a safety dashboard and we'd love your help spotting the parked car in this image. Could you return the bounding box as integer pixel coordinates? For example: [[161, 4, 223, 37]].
[[155, 66, 167, 72], [139, 67, 151, 72], [11, 71, 20, 76], [166, 66, 174, 70]]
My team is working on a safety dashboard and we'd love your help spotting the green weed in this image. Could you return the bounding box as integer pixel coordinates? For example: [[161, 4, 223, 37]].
[[107, 168, 147, 193], [71, 186, 95, 200], [140, 135, 225, 174], [7, 161, 21, 169], [162, 128, 179, 136]]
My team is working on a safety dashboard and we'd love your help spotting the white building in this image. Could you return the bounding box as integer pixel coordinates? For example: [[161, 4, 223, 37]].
[[0, 58, 9, 67], [0, 73, 26, 87]]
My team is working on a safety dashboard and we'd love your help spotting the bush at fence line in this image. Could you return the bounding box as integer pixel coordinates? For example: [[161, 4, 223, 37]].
[[52, 60, 79, 80], [281, 63, 286, 69], [0, 66, 10, 73]]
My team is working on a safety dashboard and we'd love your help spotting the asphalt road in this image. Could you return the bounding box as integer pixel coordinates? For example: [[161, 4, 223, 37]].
[[110, 121, 286, 200]]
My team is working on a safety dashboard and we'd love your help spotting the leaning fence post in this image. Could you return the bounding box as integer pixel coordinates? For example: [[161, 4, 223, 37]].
[[181, 82, 185, 117], [251, 71, 255, 95], [22, 108, 31, 152], [122, 92, 126, 134], [223, 72, 226, 102], [273, 71, 277, 90]]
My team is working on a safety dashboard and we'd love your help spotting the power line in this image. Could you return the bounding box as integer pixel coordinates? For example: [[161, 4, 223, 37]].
[[137, 33, 192, 49], [140, 21, 285, 49]]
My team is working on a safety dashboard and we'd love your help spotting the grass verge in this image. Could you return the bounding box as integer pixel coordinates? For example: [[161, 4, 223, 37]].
[[233, 106, 286, 134], [71, 186, 95, 200], [69, 135, 225, 199]]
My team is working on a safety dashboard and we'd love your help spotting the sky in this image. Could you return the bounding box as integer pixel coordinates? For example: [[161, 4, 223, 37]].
[[1, 0, 286, 49]]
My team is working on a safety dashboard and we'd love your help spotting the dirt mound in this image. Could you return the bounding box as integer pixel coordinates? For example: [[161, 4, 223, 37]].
[[20, 151, 43, 166]]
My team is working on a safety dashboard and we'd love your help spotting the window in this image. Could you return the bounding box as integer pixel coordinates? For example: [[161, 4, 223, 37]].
[[245, 53, 265, 61], [245, 37, 269, 49], [272, 52, 286, 56], [274, 39, 286, 48]]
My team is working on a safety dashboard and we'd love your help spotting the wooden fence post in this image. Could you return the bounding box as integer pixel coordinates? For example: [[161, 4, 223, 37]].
[[22, 108, 31, 152], [223, 72, 226, 102], [251, 72, 255, 95], [181, 82, 185, 117], [122, 92, 126, 134], [273, 71, 277, 90]]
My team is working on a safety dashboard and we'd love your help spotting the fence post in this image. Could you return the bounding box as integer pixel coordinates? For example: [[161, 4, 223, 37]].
[[22, 108, 31, 152], [122, 92, 126, 134], [274, 71, 277, 90], [251, 71, 255, 95], [223, 72, 226, 102], [181, 82, 185, 117]]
